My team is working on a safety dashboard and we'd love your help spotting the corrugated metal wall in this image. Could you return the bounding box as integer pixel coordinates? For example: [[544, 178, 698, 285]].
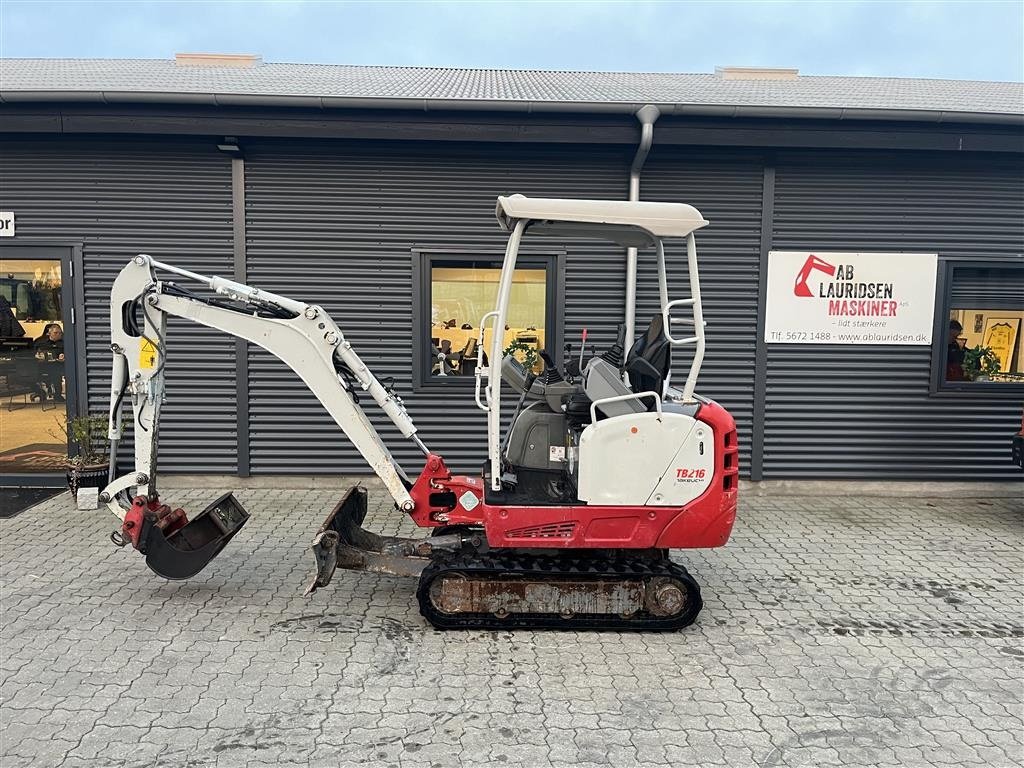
[[643, 149, 765, 473], [950, 267, 1024, 304], [767, 152, 1024, 479], [244, 140, 631, 474], [0, 138, 237, 472], [4, 135, 1021, 483], [242, 141, 765, 476]]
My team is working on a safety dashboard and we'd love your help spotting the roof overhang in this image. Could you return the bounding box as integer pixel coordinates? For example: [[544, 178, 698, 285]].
[[1, 90, 1022, 126]]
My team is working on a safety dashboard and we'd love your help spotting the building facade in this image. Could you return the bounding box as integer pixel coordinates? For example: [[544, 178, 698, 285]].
[[1, 60, 1022, 484]]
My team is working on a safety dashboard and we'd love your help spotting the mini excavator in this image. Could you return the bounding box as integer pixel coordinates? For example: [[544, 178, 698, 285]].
[[101, 195, 738, 631]]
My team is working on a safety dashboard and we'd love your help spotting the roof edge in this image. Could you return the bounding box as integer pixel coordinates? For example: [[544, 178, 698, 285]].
[[1, 90, 1022, 125]]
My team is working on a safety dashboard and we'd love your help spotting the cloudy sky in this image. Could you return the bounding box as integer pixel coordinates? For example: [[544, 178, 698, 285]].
[[1, 0, 1021, 82]]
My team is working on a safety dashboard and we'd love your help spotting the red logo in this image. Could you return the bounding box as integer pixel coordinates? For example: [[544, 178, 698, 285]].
[[676, 468, 706, 480], [794, 254, 836, 297]]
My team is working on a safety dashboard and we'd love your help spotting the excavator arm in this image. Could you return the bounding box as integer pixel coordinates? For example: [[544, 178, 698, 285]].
[[101, 255, 431, 576]]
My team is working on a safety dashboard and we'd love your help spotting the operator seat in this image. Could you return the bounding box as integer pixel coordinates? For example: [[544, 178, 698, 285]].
[[625, 315, 672, 398]]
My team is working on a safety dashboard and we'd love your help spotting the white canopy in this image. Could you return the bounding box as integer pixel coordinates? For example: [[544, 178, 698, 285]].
[[495, 194, 709, 247]]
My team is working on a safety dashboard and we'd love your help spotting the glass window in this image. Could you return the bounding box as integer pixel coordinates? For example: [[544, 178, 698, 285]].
[[945, 308, 1024, 383], [430, 262, 546, 377], [414, 252, 562, 387], [1, 258, 63, 326], [0, 257, 68, 472], [935, 263, 1024, 390]]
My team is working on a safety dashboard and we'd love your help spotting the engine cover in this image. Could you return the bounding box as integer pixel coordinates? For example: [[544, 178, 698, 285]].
[[577, 411, 714, 506]]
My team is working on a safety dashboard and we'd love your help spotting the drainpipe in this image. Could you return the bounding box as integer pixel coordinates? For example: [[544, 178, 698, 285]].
[[625, 104, 660, 347]]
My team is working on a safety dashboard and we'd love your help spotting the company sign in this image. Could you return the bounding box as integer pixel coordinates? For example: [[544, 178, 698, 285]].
[[765, 251, 937, 344]]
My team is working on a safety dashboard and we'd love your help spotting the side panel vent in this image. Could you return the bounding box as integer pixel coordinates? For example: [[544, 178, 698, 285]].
[[505, 522, 577, 539]]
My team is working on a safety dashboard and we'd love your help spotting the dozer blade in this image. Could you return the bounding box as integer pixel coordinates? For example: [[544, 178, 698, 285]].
[[305, 486, 462, 595], [141, 492, 250, 580]]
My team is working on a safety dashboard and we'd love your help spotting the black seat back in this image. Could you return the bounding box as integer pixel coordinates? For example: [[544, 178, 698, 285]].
[[625, 315, 672, 396]]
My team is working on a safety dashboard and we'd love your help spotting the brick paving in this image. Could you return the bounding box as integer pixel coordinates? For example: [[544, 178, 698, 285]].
[[1, 488, 1022, 768]]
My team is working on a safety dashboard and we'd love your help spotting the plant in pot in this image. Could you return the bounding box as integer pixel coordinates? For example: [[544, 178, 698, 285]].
[[51, 414, 110, 498], [962, 345, 1001, 382]]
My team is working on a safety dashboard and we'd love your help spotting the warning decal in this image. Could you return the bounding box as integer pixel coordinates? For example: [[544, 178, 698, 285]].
[[139, 339, 158, 369]]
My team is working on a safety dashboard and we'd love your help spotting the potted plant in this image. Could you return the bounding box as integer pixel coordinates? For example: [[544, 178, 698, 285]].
[[52, 414, 110, 498], [962, 345, 1001, 382]]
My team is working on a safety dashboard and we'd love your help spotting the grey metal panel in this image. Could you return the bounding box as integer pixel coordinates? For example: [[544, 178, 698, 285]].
[[231, 156, 250, 477], [767, 153, 1024, 480], [6, 104, 1022, 154], [242, 140, 766, 477], [243, 140, 632, 475], [640, 148, 766, 477], [0, 138, 237, 472], [950, 267, 1024, 306], [750, 166, 776, 482]]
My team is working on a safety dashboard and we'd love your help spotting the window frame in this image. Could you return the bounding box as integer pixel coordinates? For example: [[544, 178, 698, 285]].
[[929, 258, 1024, 397], [0, 242, 86, 487], [411, 247, 566, 391]]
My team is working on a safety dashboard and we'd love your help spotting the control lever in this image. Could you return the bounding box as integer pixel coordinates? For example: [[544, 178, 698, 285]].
[[564, 342, 581, 381], [600, 323, 627, 369], [538, 350, 565, 385]]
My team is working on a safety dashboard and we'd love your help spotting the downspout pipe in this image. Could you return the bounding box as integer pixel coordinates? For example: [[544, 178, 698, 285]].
[[625, 104, 661, 348]]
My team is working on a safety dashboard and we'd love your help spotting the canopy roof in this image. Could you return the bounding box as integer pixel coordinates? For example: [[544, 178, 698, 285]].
[[495, 195, 709, 247]]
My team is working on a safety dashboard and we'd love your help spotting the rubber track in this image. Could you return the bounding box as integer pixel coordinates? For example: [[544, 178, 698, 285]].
[[416, 551, 702, 632]]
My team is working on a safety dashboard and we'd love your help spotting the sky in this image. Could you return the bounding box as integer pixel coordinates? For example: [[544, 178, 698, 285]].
[[0, 0, 1022, 82]]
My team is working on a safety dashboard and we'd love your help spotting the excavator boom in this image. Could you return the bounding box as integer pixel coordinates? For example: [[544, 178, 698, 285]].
[[101, 255, 432, 577]]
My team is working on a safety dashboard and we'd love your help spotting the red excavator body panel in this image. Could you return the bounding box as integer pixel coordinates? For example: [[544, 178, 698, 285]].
[[409, 400, 738, 550]]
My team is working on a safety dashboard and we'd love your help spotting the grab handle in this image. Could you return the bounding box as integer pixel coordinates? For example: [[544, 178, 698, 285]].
[[589, 391, 662, 422], [474, 311, 499, 411]]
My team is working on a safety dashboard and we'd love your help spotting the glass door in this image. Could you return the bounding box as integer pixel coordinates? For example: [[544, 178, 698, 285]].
[[0, 250, 76, 481]]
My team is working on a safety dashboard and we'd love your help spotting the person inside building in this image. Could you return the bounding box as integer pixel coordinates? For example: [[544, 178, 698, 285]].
[[945, 318, 966, 381], [33, 322, 65, 401], [0, 295, 26, 340]]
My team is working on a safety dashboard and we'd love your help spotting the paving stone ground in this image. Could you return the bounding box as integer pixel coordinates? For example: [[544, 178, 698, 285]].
[[1, 487, 1022, 768]]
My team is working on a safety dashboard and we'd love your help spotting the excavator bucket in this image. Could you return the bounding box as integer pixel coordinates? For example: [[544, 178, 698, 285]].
[[140, 492, 250, 580]]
